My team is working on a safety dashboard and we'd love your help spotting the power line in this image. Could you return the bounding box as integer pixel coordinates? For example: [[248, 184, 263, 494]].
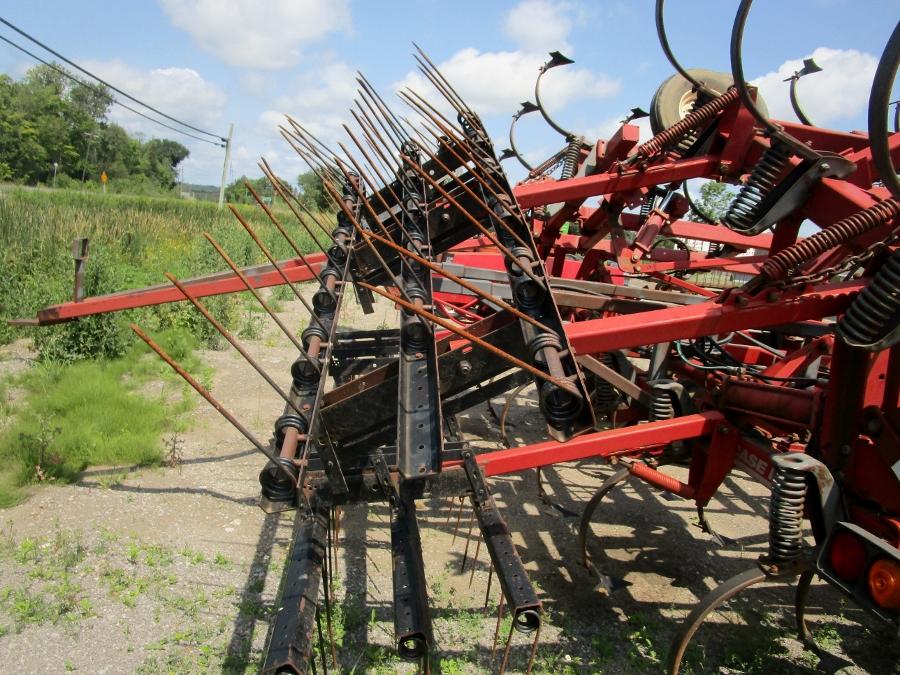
[[0, 33, 225, 147], [0, 16, 227, 143]]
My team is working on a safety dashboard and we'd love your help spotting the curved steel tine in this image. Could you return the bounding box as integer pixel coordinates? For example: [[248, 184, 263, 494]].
[[666, 567, 768, 675], [784, 58, 822, 126], [731, 0, 819, 160], [534, 51, 577, 140], [868, 20, 900, 200], [507, 101, 539, 171], [794, 568, 816, 642], [577, 467, 630, 571], [621, 107, 649, 124], [655, 0, 720, 98]]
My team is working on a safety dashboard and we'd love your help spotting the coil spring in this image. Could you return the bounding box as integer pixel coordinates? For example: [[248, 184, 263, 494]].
[[259, 458, 298, 502], [648, 380, 675, 421], [592, 353, 619, 413], [639, 192, 655, 224], [635, 87, 740, 159], [761, 198, 900, 280], [723, 141, 794, 234], [707, 242, 723, 257], [837, 248, 900, 350], [560, 139, 581, 180], [768, 456, 807, 563]]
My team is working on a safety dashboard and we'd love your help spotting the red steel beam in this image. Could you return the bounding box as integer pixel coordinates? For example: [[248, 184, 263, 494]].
[[31, 253, 327, 325], [514, 156, 718, 208], [459, 411, 723, 476], [564, 279, 864, 354]]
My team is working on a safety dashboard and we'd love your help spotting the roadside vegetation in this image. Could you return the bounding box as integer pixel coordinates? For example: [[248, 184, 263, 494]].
[[0, 187, 319, 506]]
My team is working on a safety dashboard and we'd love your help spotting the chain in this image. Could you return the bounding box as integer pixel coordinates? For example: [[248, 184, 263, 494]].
[[777, 235, 898, 290]]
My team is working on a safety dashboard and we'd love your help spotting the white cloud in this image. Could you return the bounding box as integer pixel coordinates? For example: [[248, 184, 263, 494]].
[[158, 0, 350, 69], [82, 60, 227, 138], [394, 47, 619, 120], [752, 47, 877, 127], [504, 0, 573, 54]]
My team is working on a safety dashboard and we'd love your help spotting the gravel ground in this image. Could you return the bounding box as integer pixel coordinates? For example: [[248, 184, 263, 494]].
[[0, 290, 897, 674]]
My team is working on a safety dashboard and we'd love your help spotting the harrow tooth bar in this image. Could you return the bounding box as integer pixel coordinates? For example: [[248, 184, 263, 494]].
[[391, 494, 433, 661]]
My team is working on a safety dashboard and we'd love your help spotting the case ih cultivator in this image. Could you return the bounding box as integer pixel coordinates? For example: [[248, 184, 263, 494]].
[[16, 2, 900, 672]]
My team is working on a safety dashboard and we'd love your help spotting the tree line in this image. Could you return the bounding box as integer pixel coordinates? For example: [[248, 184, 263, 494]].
[[0, 63, 189, 192]]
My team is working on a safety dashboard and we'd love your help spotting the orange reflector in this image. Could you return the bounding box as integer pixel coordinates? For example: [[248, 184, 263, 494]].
[[868, 558, 900, 611], [829, 531, 867, 582]]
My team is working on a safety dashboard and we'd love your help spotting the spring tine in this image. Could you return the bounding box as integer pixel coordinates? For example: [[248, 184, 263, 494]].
[[399, 88, 465, 144], [526, 623, 542, 675], [228, 205, 331, 334], [353, 106, 402, 177], [445, 496, 456, 526], [315, 607, 328, 675], [460, 508, 476, 570], [130, 323, 295, 481], [356, 87, 406, 159], [451, 495, 464, 545], [360, 227, 556, 334], [361, 282, 580, 397], [491, 594, 506, 659], [320, 520, 338, 669], [202, 232, 316, 362], [354, 95, 405, 165], [412, 44, 471, 113], [398, 155, 548, 289], [258, 159, 340, 256], [499, 619, 515, 675], [357, 72, 415, 144], [164, 272, 305, 416], [285, 116, 344, 170], [243, 180, 334, 296], [484, 561, 494, 612], [468, 538, 481, 588]]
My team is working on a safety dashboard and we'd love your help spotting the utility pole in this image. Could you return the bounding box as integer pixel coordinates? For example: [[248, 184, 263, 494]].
[[218, 123, 234, 209]]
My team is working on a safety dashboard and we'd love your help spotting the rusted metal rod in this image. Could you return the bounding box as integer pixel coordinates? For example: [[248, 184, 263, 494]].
[[228, 205, 330, 333], [398, 155, 547, 288], [243, 180, 333, 295], [361, 228, 557, 335], [164, 272, 305, 416], [360, 282, 580, 397], [130, 323, 295, 482], [202, 232, 316, 363]]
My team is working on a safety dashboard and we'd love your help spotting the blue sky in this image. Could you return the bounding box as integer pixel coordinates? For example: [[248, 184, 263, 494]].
[[0, 1, 895, 187]]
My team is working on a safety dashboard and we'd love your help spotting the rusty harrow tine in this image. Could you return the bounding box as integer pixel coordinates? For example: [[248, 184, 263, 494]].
[[468, 538, 481, 587], [321, 156, 421, 300], [203, 232, 319, 366], [398, 155, 548, 289], [460, 508, 475, 566], [228, 204, 331, 334], [484, 561, 494, 613], [243, 180, 334, 296], [129, 323, 295, 482], [499, 619, 515, 675], [315, 607, 328, 675], [357, 72, 417, 150], [352, 105, 400, 176], [361, 282, 580, 397], [526, 623, 541, 675], [281, 128, 343, 194], [360, 227, 557, 334], [285, 115, 344, 174], [337, 125, 431, 264], [452, 495, 464, 545], [353, 95, 406, 169], [355, 86, 406, 160], [259, 159, 341, 259], [491, 594, 506, 658], [164, 272, 305, 416], [411, 136, 536, 254], [411, 53, 469, 117], [412, 43, 472, 115]]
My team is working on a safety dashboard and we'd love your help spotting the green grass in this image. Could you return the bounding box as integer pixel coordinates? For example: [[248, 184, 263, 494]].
[[0, 328, 203, 506]]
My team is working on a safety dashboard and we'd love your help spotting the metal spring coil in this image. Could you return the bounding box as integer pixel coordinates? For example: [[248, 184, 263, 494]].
[[648, 381, 675, 421], [837, 248, 900, 349], [768, 460, 807, 563], [639, 193, 654, 223], [722, 141, 793, 234], [560, 139, 581, 180], [761, 198, 900, 280], [635, 87, 739, 159], [592, 353, 619, 413]]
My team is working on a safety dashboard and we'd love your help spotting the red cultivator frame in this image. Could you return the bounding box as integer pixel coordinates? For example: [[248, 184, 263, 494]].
[[15, 1, 900, 672]]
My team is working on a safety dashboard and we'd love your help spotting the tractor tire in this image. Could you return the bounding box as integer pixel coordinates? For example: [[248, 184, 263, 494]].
[[649, 68, 769, 135]]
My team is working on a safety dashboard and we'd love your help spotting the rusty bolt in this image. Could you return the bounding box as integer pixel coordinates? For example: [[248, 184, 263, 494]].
[[459, 360, 472, 376], [302, 403, 311, 411], [734, 294, 749, 308], [766, 289, 781, 303]]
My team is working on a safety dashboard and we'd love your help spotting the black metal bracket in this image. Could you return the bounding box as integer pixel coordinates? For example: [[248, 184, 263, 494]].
[[391, 494, 432, 661], [373, 449, 399, 509]]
